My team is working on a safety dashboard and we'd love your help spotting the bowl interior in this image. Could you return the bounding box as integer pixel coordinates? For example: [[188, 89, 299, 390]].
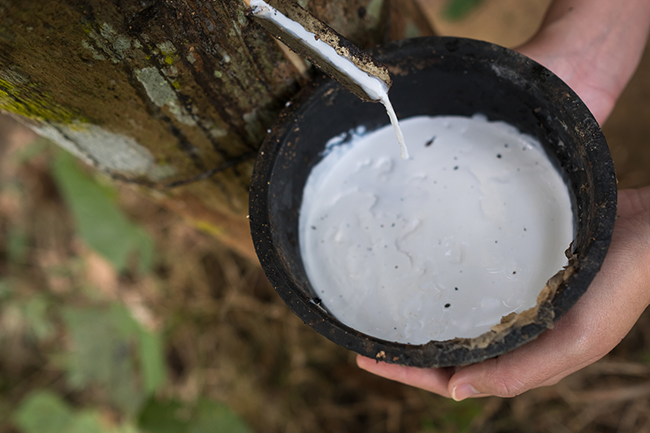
[[249, 37, 617, 367]]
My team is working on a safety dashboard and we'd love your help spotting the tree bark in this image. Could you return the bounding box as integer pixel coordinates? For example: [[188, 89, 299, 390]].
[[0, 0, 433, 260]]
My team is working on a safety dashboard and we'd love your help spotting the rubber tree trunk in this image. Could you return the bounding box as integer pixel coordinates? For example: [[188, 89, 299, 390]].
[[0, 0, 433, 260]]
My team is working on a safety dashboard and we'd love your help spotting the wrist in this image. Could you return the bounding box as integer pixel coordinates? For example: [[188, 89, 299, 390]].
[[517, 0, 650, 124]]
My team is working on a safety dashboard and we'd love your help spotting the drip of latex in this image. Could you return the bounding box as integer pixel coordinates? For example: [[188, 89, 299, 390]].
[[249, 0, 409, 158]]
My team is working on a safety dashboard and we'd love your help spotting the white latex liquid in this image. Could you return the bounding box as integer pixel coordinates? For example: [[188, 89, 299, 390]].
[[250, 0, 408, 159], [299, 115, 574, 343]]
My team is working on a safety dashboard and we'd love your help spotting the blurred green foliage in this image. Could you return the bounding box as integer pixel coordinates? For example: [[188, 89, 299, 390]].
[[14, 390, 252, 433], [8, 299, 252, 433], [188, 399, 254, 433], [15, 391, 76, 433], [62, 305, 166, 416], [14, 390, 139, 433], [19, 297, 55, 340], [137, 399, 188, 433], [420, 399, 483, 433], [0, 291, 55, 345], [51, 151, 154, 273], [138, 398, 253, 433], [0, 279, 11, 300], [443, 0, 483, 21], [1, 140, 491, 433], [6, 225, 29, 264], [3, 147, 253, 432]]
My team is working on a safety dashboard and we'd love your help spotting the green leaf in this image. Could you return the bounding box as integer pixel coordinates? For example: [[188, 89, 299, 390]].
[[63, 305, 144, 415], [137, 329, 167, 395], [14, 390, 136, 433], [138, 398, 189, 433], [14, 391, 73, 433], [443, 0, 483, 21], [65, 411, 111, 433], [50, 151, 155, 273], [62, 305, 167, 416], [138, 398, 251, 433], [6, 226, 29, 263], [114, 423, 143, 433], [188, 399, 252, 433], [0, 279, 12, 300], [133, 227, 155, 274], [21, 297, 55, 340]]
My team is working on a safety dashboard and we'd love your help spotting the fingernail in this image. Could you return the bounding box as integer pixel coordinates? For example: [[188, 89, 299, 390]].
[[452, 384, 479, 401]]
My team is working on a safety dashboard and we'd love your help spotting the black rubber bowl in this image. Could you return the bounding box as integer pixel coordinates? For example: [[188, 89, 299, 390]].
[[249, 37, 617, 368]]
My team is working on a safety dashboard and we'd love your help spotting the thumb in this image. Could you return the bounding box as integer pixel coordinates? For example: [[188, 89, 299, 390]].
[[447, 226, 650, 401], [447, 313, 604, 400]]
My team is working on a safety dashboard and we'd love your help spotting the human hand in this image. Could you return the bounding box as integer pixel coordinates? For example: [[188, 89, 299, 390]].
[[356, 0, 650, 400], [515, 0, 650, 125], [358, 186, 650, 400]]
